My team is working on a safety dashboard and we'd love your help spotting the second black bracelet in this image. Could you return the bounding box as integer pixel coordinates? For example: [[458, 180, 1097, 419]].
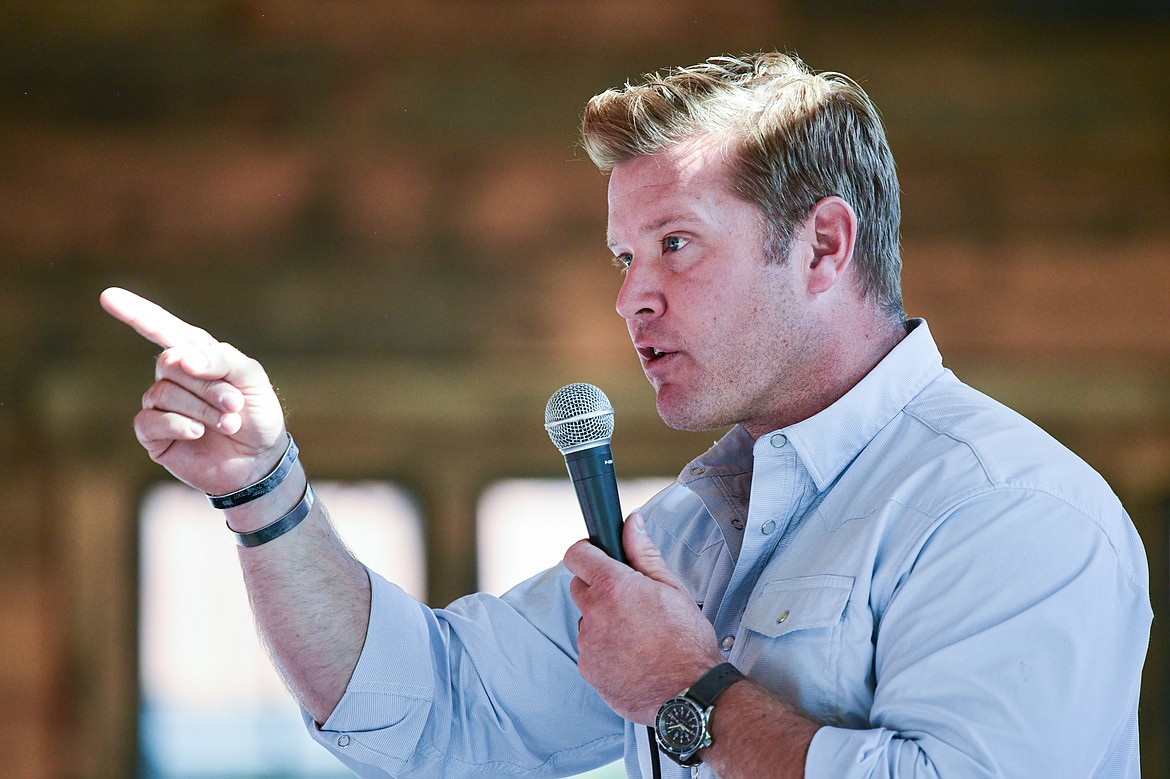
[[229, 482, 316, 548]]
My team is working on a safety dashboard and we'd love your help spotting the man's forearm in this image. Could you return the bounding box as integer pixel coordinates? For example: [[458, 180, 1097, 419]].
[[700, 677, 819, 779], [229, 464, 372, 723]]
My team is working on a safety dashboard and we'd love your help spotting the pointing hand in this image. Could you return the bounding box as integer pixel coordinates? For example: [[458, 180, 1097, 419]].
[[100, 287, 288, 495]]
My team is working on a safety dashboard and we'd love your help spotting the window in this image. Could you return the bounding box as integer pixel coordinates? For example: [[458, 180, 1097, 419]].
[[477, 477, 673, 595], [139, 481, 423, 778]]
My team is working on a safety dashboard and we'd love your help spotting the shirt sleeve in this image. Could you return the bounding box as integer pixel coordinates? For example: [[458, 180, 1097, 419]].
[[805, 488, 1150, 779], [303, 563, 625, 777]]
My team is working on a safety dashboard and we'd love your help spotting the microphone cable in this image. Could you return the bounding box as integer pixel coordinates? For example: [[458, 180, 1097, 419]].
[[647, 725, 662, 778]]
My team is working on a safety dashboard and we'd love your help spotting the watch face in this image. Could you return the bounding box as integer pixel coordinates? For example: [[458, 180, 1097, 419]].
[[657, 699, 704, 752]]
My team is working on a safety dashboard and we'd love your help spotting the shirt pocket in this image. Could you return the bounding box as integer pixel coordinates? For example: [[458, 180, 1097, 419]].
[[741, 574, 853, 637], [737, 575, 854, 721]]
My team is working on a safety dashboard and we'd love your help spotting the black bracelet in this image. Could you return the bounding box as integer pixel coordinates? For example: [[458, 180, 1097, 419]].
[[229, 483, 315, 548], [207, 435, 299, 509]]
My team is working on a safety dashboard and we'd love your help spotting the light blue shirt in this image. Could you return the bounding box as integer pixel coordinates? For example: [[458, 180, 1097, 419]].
[[306, 320, 1151, 778]]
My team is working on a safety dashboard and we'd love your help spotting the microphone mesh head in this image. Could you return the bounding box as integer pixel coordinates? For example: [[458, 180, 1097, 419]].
[[544, 383, 614, 453]]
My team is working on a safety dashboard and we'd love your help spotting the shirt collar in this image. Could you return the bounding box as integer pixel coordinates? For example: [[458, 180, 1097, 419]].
[[681, 318, 945, 494], [782, 318, 944, 491]]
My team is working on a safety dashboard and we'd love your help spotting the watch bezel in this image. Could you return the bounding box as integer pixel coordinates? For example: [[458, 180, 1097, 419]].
[[654, 694, 712, 766]]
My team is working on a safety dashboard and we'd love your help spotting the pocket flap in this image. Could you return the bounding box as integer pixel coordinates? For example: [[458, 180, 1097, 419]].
[[742, 575, 854, 638]]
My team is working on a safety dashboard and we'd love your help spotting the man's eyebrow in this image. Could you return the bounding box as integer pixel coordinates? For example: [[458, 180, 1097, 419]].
[[606, 213, 697, 250]]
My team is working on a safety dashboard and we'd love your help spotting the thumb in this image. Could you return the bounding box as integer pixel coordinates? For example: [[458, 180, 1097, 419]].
[[623, 514, 682, 588]]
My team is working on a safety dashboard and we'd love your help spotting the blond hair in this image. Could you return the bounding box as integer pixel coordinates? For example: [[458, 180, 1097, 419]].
[[582, 52, 903, 318]]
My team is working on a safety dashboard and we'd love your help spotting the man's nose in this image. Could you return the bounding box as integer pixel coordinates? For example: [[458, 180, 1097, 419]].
[[615, 260, 665, 320]]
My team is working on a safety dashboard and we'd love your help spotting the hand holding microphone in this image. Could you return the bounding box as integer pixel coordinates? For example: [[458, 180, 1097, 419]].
[[552, 383, 723, 728]]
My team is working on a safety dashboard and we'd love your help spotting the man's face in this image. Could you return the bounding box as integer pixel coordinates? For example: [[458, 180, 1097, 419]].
[[607, 137, 817, 437]]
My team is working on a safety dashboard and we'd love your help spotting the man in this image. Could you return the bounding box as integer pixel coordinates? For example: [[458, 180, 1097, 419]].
[[104, 52, 1151, 778]]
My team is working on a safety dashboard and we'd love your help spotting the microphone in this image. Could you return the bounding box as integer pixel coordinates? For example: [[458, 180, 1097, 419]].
[[544, 383, 627, 564]]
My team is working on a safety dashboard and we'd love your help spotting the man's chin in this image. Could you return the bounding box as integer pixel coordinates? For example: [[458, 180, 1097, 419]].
[[655, 394, 726, 433]]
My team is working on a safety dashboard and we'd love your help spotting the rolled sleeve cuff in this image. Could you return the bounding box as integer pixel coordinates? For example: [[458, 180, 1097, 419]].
[[303, 568, 437, 775], [806, 726, 896, 779]]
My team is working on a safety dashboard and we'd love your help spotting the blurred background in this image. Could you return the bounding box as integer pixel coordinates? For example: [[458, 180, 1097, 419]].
[[1, 1, 1167, 777]]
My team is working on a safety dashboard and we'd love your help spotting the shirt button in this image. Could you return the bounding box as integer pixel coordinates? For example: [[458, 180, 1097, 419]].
[[337, 735, 351, 748], [720, 635, 735, 651], [770, 433, 788, 448], [776, 609, 790, 624], [761, 519, 776, 535]]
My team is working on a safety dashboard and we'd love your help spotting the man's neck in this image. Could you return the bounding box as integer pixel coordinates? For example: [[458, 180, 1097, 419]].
[[741, 315, 907, 439]]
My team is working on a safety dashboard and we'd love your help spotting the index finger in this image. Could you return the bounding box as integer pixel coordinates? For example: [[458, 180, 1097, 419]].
[[100, 287, 217, 349]]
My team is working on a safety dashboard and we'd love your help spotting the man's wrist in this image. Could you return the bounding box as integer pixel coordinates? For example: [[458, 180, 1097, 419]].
[[655, 662, 746, 766], [700, 677, 820, 779], [224, 461, 309, 534], [207, 434, 298, 508]]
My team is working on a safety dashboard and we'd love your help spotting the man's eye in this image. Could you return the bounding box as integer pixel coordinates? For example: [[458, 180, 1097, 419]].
[[664, 236, 688, 252]]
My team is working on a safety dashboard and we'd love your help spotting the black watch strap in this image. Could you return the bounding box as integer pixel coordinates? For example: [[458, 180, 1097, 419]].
[[687, 662, 745, 708]]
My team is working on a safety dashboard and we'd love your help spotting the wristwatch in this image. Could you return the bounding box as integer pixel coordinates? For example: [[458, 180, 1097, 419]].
[[654, 662, 746, 766]]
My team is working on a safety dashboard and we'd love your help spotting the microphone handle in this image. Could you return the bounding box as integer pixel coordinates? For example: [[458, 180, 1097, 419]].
[[564, 443, 627, 564]]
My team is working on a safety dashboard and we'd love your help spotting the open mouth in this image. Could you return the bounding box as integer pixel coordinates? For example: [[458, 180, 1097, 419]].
[[638, 346, 671, 362]]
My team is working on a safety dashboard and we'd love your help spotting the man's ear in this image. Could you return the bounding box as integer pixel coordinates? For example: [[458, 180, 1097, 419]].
[[802, 196, 857, 295]]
